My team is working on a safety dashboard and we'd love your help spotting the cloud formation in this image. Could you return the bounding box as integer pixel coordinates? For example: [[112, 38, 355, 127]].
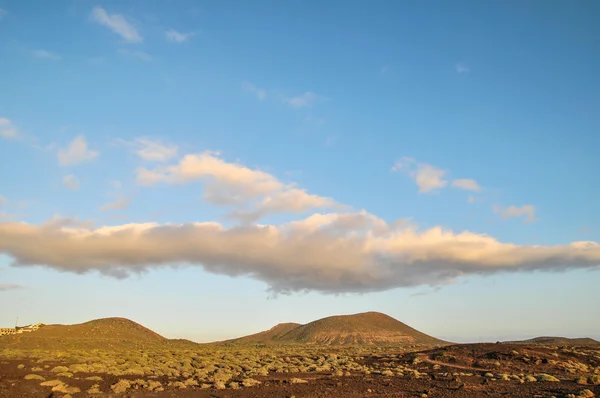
[[0, 214, 597, 293], [0, 283, 24, 292], [62, 174, 79, 190], [392, 157, 448, 193], [91, 6, 142, 43], [494, 204, 537, 223], [31, 49, 61, 60], [136, 151, 339, 221], [165, 29, 196, 43], [58, 136, 99, 166], [100, 196, 131, 212], [242, 82, 267, 101], [286, 92, 319, 108], [119, 138, 178, 162], [0, 117, 18, 138], [452, 179, 481, 192]]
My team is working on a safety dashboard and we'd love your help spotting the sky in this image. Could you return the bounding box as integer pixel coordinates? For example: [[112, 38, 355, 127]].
[[0, 0, 599, 343]]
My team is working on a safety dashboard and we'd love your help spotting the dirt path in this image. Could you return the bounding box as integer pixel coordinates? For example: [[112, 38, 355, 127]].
[[416, 353, 491, 373]]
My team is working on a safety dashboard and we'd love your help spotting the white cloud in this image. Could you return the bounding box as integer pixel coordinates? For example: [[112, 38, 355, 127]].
[[467, 195, 477, 204], [165, 29, 196, 43], [456, 62, 470, 73], [242, 81, 267, 101], [493, 204, 537, 223], [100, 196, 131, 212], [392, 157, 448, 193], [58, 136, 99, 166], [120, 138, 178, 162], [31, 49, 61, 60], [0, 117, 18, 138], [136, 151, 339, 220], [62, 174, 80, 190], [117, 49, 152, 61], [91, 6, 142, 43], [452, 179, 481, 192], [286, 92, 319, 108], [0, 214, 597, 293]]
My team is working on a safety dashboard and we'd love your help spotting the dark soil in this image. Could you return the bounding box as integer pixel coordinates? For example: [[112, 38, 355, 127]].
[[1, 343, 599, 397]]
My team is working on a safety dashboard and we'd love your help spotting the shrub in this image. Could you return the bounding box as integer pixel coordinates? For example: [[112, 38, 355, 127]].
[[536, 374, 560, 382], [24, 374, 45, 381], [40, 380, 63, 387], [524, 375, 537, 382], [214, 381, 227, 389], [51, 383, 81, 394], [87, 384, 102, 394], [591, 375, 600, 385], [111, 379, 132, 394], [31, 367, 43, 372], [577, 389, 595, 398], [50, 366, 69, 373], [56, 372, 73, 378], [242, 378, 261, 387], [290, 377, 308, 384], [17, 364, 25, 369], [229, 381, 240, 389], [85, 376, 103, 381]]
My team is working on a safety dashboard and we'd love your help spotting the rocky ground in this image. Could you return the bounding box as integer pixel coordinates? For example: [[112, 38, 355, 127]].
[[1, 343, 599, 397]]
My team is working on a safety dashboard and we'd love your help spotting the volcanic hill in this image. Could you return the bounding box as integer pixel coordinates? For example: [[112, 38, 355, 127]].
[[227, 311, 445, 345], [0, 317, 197, 350]]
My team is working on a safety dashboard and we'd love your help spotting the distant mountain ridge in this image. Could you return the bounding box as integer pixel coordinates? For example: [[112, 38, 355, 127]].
[[226, 311, 445, 345], [505, 336, 600, 345]]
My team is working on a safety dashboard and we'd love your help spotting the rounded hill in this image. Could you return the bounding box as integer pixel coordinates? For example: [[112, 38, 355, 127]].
[[227, 311, 445, 346], [0, 317, 194, 350]]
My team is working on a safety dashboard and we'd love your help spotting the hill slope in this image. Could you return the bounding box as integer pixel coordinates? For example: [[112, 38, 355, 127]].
[[228, 312, 445, 345], [506, 336, 600, 345], [229, 322, 302, 344], [0, 317, 197, 350]]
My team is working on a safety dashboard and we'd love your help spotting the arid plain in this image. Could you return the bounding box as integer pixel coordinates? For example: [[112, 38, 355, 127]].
[[1, 312, 599, 397]]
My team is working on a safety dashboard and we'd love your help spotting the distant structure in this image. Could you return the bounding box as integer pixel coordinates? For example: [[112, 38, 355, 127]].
[[0, 322, 44, 336]]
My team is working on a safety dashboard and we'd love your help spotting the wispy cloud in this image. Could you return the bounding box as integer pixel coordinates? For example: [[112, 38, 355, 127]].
[[242, 81, 267, 101], [117, 49, 152, 61], [165, 29, 197, 43], [30, 49, 61, 60], [117, 137, 178, 162], [0, 117, 19, 139], [452, 178, 481, 192], [62, 174, 80, 190], [136, 151, 341, 221], [285, 92, 319, 108], [58, 136, 99, 166], [455, 62, 470, 73], [493, 204, 537, 223], [100, 196, 131, 212], [392, 157, 448, 193], [0, 283, 24, 292], [91, 6, 141, 43]]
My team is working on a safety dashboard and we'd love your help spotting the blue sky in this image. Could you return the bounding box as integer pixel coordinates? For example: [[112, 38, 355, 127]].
[[0, 0, 599, 343]]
